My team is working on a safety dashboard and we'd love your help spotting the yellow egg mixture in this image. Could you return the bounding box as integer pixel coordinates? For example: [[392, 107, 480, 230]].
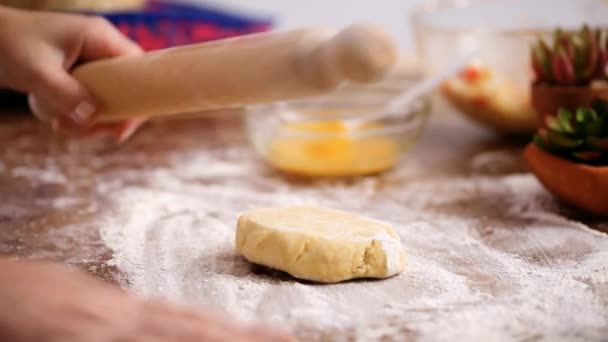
[[267, 120, 401, 177]]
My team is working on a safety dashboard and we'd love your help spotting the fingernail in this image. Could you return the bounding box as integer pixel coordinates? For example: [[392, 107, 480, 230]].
[[28, 95, 49, 123], [117, 124, 138, 143], [117, 118, 147, 143], [69, 101, 96, 125]]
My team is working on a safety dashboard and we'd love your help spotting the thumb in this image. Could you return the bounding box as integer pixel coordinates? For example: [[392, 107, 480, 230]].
[[29, 18, 142, 128]]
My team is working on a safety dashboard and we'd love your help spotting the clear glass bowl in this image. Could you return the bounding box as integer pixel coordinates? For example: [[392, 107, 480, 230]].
[[412, 0, 608, 135], [243, 69, 431, 177]]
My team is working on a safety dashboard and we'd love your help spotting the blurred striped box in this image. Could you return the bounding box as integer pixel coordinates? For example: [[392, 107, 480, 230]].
[[0, 0, 273, 50], [104, 1, 272, 50]]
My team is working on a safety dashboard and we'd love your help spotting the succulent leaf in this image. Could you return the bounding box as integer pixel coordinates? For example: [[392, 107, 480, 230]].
[[532, 25, 608, 85], [586, 116, 604, 136], [588, 136, 608, 149], [545, 115, 563, 132], [572, 107, 599, 134], [532, 39, 553, 81], [557, 108, 575, 133], [533, 133, 551, 151], [546, 130, 584, 148], [575, 107, 596, 122], [552, 46, 577, 84], [599, 29, 608, 50], [553, 28, 566, 50], [534, 99, 608, 165], [572, 151, 603, 161], [599, 49, 608, 79], [592, 98, 608, 113], [582, 25, 600, 79], [571, 34, 586, 80], [597, 29, 608, 78]]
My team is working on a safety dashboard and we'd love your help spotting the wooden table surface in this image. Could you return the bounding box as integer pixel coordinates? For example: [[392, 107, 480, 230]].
[[1, 103, 607, 341]]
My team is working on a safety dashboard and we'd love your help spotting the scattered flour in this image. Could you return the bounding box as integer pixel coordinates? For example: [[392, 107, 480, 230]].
[[2, 118, 607, 341], [95, 144, 608, 341]]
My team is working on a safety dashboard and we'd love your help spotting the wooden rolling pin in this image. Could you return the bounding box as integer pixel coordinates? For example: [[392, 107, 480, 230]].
[[72, 23, 398, 122]]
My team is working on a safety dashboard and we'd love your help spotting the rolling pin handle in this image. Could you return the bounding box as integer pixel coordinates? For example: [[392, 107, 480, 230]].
[[320, 23, 398, 84], [73, 23, 398, 122]]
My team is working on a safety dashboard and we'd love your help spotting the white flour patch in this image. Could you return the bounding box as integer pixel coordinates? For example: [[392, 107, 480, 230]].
[[2, 115, 604, 340], [11, 166, 68, 184], [96, 143, 608, 341]]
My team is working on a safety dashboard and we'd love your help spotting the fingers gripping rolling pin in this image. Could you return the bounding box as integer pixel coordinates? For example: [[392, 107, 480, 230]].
[[72, 23, 398, 122]]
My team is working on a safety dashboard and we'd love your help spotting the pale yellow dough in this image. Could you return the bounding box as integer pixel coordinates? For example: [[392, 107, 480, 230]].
[[235, 207, 407, 283]]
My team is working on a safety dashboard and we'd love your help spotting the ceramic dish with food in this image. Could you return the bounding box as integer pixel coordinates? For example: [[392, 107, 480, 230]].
[[412, 0, 608, 135]]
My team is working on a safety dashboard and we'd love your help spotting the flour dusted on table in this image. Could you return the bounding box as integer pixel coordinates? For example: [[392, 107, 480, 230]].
[[96, 136, 608, 341], [4, 115, 604, 341]]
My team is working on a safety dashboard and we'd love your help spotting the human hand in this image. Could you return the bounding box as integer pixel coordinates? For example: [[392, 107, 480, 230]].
[[0, 6, 146, 142], [0, 259, 294, 342]]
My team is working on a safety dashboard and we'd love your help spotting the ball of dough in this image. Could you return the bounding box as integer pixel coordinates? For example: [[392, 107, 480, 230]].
[[235, 207, 406, 283]]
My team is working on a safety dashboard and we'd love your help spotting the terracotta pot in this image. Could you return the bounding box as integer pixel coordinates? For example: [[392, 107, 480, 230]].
[[531, 84, 608, 126], [524, 143, 608, 216]]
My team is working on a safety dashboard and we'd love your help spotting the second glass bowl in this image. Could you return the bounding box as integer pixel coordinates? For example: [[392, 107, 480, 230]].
[[243, 67, 431, 177]]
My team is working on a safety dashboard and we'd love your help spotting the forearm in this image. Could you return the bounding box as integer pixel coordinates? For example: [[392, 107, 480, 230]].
[[0, 6, 11, 88], [0, 5, 22, 35], [0, 258, 128, 342], [0, 5, 25, 91], [0, 4, 12, 16], [0, 258, 45, 342]]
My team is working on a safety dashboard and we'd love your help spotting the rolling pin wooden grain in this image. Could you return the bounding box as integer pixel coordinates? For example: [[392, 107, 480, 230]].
[[72, 23, 398, 122]]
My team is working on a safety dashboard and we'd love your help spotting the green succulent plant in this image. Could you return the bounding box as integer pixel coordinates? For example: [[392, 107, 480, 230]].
[[532, 25, 608, 86], [534, 99, 608, 165]]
